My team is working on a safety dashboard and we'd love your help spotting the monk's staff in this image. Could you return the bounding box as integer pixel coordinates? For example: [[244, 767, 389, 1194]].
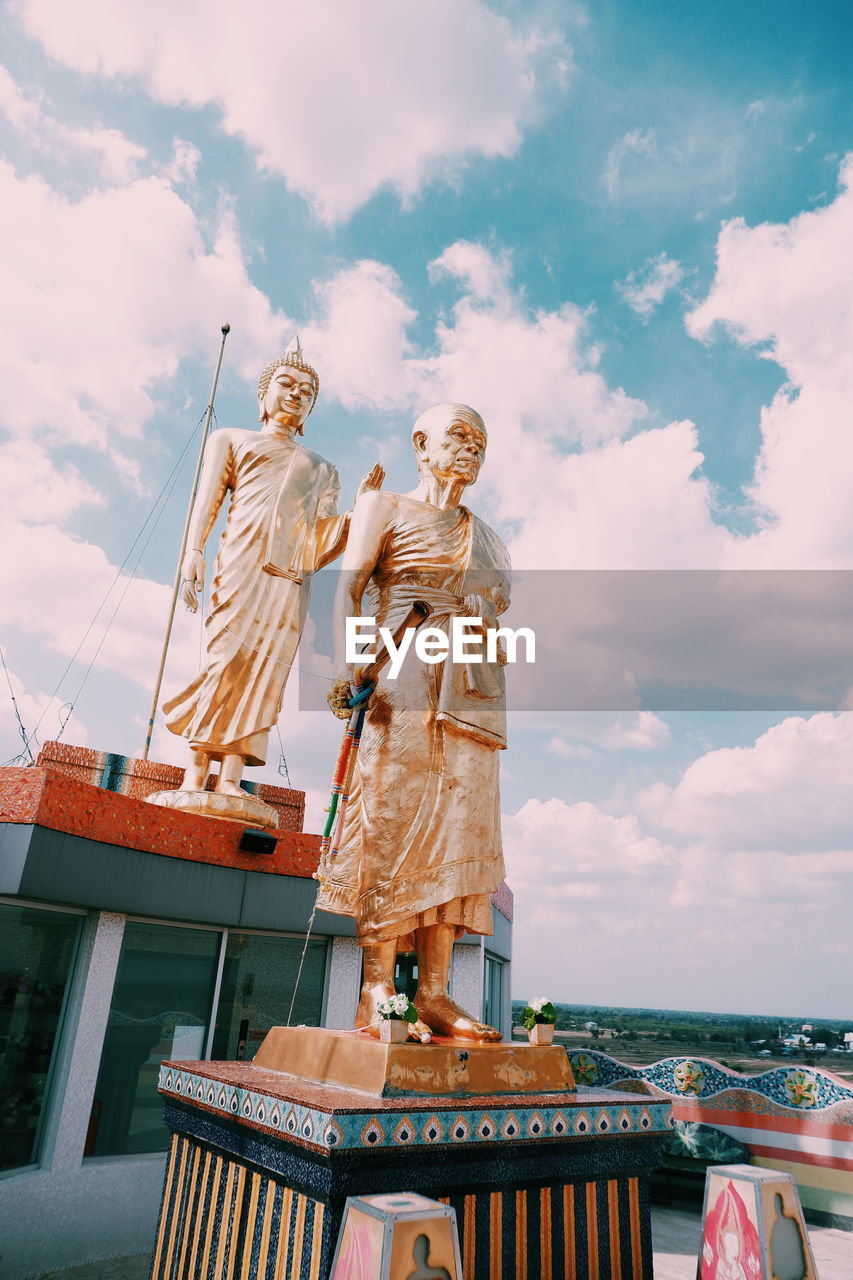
[[285, 600, 431, 1027], [142, 322, 230, 760]]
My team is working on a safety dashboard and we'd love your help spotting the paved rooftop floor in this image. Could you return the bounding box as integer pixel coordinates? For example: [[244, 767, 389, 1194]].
[[650, 1204, 853, 1280], [30, 1205, 853, 1279]]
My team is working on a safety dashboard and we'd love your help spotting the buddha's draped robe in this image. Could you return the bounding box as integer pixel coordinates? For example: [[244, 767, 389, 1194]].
[[163, 428, 346, 766], [316, 496, 510, 947]]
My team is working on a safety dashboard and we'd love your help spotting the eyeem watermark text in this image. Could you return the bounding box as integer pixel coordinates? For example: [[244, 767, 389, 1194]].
[[346, 617, 536, 680]]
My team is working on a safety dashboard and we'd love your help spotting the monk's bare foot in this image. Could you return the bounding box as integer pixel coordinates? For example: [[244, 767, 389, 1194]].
[[414, 993, 502, 1042], [407, 1017, 433, 1044], [355, 984, 397, 1037]]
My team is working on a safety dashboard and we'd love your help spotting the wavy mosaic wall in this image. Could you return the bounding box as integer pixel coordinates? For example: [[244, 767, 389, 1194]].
[[567, 1050, 853, 1226]]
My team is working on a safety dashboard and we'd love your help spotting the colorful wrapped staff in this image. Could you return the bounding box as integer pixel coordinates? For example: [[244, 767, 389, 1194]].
[[316, 600, 431, 889]]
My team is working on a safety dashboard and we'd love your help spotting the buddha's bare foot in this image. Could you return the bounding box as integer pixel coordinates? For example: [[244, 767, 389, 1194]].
[[414, 993, 502, 1042], [215, 779, 245, 798], [355, 985, 397, 1037]]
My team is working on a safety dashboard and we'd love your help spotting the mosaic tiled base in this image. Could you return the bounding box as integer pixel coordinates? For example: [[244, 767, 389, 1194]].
[[153, 1060, 670, 1279], [35, 739, 306, 830], [159, 1062, 670, 1151]]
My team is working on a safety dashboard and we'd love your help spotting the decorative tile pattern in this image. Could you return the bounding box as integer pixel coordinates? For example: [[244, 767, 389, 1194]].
[[158, 1065, 671, 1153], [568, 1050, 853, 1114]]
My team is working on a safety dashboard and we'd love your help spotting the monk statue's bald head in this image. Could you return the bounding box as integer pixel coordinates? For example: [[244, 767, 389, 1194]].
[[411, 403, 487, 486]]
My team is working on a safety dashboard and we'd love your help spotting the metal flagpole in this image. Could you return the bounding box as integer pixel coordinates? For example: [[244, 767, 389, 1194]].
[[141, 322, 231, 760]]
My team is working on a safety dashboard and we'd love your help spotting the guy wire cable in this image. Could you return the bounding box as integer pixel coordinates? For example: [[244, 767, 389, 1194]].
[[24, 408, 209, 755]]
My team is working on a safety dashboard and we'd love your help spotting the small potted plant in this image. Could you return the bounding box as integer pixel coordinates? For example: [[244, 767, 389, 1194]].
[[522, 998, 557, 1045], [377, 993, 419, 1042]]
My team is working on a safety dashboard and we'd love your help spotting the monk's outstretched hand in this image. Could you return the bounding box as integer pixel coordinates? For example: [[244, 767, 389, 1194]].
[[356, 463, 385, 501]]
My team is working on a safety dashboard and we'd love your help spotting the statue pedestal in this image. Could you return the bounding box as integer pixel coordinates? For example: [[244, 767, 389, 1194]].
[[144, 787, 279, 829], [151, 1047, 671, 1279], [253, 1026, 574, 1096]]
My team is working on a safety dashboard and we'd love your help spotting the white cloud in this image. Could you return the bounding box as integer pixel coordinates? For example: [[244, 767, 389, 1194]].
[[604, 127, 658, 200], [641, 711, 853, 854], [306, 262, 417, 412], [0, 63, 147, 182], [505, 796, 673, 890], [603, 110, 740, 210], [502, 797, 676, 986], [12, 0, 568, 224], [503, 749, 853, 1007], [429, 240, 515, 308], [548, 738, 593, 759], [0, 158, 287, 450], [301, 241, 732, 569], [0, 520, 195, 690], [551, 712, 671, 752], [688, 157, 853, 391], [0, 439, 102, 522], [0, 660, 91, 765], [688, 156, 853, 568], [616, 252, 685, 319]]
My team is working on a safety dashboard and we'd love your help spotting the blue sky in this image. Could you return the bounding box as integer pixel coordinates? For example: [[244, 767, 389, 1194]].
[[2, 0, 853, 1017]]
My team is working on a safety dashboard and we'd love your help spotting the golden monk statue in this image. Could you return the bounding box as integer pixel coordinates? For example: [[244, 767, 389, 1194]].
[[317, 403, 509, 1041], [148, 339, 383, 825]]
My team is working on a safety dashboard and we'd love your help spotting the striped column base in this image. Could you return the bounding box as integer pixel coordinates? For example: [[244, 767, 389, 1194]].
[[152, 1134, 330, 1280], [152, 1062, 671, 1279]]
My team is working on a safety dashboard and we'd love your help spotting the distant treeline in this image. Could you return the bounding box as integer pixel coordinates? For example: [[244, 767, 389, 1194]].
[[511, 1002, 850, 1046]]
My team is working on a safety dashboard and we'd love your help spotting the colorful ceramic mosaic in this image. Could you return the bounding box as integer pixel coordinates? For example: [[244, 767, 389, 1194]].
[[567, 1051, 853, 1113], [158, 1065, 672, 1154]]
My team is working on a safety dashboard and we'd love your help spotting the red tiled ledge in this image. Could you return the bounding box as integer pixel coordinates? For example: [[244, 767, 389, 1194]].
[[0, 766, 321, 878]]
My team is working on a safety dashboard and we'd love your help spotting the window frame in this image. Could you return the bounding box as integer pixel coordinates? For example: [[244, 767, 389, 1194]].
[[0, 896, 87, 1177]]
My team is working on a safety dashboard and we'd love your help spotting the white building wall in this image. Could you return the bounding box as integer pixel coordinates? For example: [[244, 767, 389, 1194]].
[[0, 911, 168, 1280], [323, 935, 361, 1029], [450, 941, 484, 1016]]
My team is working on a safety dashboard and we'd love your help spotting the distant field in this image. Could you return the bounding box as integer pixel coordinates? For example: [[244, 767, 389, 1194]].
[[510, 1001, 853, 1084], [510, 1027, 853, 1084]]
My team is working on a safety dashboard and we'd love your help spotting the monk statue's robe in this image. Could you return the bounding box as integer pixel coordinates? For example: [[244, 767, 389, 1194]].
[[316, 495, 509, 947]]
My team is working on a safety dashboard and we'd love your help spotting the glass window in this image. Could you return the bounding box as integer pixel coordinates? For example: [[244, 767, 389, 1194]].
[[394, 954, 418, 1002], [88, 922, 221, 1157], [0, 902, 82, 1172], [211, 933, 327, 1062], [483, 952, 505, 1033]]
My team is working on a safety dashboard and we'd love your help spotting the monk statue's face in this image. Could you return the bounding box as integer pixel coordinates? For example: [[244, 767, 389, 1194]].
[[417, 415, 487, 486], [260, 363, 316, 432]]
